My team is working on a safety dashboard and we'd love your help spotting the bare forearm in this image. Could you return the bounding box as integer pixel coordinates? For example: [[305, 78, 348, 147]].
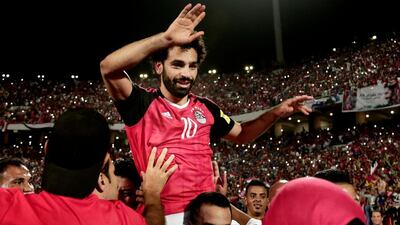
[[143, 194, 165, 225], [231, 204, 252, 225], [100, 33, 172, 100], [100, 32, 171, 76], [234, 107, 280, 144]]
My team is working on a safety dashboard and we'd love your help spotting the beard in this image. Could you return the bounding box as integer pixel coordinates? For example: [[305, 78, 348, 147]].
[[162, 72, 195, 99]]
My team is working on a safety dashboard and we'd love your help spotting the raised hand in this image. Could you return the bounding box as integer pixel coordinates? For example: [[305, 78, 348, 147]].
[[274, 95, 314, 118], [163, 3, 206, 45], [212, 161, 228, 196]]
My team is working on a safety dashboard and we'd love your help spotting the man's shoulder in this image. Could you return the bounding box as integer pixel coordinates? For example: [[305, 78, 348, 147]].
[[0, 188, 24, 200], [191, 94, 219, 107]]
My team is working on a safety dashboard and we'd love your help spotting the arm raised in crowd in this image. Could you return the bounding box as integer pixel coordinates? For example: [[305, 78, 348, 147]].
[[141, 147, 178, 225], [213, 161, 260, 225], [100, 3, 206, 101]]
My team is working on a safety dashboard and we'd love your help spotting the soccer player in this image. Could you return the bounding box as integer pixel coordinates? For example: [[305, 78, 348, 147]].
[[101, 3, 312, 223]]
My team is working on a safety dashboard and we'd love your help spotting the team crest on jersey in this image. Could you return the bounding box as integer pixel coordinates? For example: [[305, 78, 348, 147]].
[[194, 110, 206, 124]]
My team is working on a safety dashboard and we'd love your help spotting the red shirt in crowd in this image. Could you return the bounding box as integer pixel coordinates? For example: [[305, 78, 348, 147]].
[[0, 188, 146, 225]]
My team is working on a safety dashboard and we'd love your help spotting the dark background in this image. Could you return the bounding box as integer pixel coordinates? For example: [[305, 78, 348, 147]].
[[0, 0, 398, 79]]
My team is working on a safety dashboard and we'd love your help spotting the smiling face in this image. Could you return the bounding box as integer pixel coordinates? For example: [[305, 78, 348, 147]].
[[371, 211, 383, 225], [244, 185, 268, 219], [156, 46, 199, 101]]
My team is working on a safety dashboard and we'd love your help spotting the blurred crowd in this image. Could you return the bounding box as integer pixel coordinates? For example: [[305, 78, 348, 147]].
[[1, 34, 400, 224], [2, 118, 400, 222], [1, 35, 399, 124]]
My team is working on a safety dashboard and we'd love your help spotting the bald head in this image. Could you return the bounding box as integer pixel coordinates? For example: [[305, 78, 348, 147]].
[[268, 180, 288, 205]]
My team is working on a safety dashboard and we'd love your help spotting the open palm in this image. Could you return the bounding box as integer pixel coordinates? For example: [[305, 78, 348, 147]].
[[164, 3, 206, 45]]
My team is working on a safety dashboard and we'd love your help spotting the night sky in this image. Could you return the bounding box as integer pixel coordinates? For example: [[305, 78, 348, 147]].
[[0, 0, 398, 79]]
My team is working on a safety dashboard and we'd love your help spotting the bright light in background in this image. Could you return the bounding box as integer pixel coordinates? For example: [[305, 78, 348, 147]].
[[244, 65, 254, 73], [390, 110, 395, 115], [371, 35, 377, 40], [366, 114, 370, 118], [208, 69, 217, 74], [71, 74, 79, 79], [139, 73, 148, 79]]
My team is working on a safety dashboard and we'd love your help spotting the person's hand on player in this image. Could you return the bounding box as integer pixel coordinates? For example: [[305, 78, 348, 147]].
[[163, 3, 206, 45], [141, 147, 177, 204]]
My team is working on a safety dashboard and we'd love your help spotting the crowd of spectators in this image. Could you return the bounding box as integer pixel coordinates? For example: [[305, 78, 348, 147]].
[[216, 120, 400, 223], [2, 118, 400, 219], [1, 34, 400, 224], [1, 35, 399, 123]]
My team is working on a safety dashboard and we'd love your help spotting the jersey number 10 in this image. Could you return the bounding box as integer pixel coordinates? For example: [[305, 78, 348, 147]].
[[181, 117, 198, 139]]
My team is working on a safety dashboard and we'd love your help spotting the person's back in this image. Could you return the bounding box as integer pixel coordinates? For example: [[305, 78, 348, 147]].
[[0, 188, 145, 225], [0, 108, 147, 225]]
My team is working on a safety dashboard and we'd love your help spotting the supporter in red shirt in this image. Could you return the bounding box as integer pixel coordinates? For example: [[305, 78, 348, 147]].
[[263, 177, 366, 225], [0, 108, 175, 225]]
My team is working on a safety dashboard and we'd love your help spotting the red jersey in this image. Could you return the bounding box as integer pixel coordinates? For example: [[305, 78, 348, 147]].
[[0, 188, 146, 225], [115, 85, 235, 215]]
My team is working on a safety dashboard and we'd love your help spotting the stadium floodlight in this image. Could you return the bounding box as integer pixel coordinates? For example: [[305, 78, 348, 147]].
[[71, 75, 75, 79], [332, 48, 336, 52], [288, 117, 292, 121], [297, 119, 301, 123], [366, 114, 370, 118], [139, 74, 144, 78], [329, 112, 333, 116], [371, 35, 377, 40], [391, 110, 395, 114], [208, 69, 217, 74]]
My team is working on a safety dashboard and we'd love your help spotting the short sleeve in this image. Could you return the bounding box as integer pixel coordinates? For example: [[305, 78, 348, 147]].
[[114, 84, 158, 126], [198, 98, 235, 139]]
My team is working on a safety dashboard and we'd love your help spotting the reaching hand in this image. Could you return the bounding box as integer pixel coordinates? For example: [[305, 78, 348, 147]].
[[274, 95, 313, 118], [141, 147, 178, 199], [212, 161, 228, 196], [163, 3, 206, 45]]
